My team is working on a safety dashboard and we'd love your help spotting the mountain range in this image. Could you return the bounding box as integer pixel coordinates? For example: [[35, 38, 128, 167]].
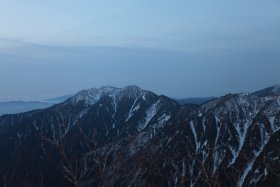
[[0, 94, 214, 116], [0, 85, 279, 187]]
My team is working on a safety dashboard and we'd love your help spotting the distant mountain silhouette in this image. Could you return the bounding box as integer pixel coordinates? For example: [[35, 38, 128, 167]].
[[173, 97, 216, 105], [0, 94, 72, 116], [45, 94, 73, 102], [0, 101, 55, 115]]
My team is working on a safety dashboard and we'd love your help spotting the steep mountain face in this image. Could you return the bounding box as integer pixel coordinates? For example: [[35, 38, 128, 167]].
[[0, 85, 279, 187], [139, 93, 280, 187], [0, 86, 179, 187]]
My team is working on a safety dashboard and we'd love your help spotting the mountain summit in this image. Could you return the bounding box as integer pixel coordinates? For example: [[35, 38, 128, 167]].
[[71, 85, 145, 105], [0, 85, 279, 187]]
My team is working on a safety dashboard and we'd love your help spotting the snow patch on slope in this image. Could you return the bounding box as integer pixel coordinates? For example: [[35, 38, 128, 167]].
[[190, 120, 200, 154], [229, 122, 251, 166], [156, 113, 171, 128], [237, 123, 271, 187], [137, 100, 160, 131], [126, 98, 141, 122]]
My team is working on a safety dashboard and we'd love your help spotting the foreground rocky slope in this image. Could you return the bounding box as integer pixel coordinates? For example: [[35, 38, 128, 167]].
[[0, 85, 279, 187]]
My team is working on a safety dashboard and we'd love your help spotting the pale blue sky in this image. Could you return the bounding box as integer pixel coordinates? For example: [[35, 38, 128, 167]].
[[0, 1, 279, 101]]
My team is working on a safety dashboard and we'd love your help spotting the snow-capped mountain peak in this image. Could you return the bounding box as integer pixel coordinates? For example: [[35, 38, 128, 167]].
[[71, 85, 144, 105]]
